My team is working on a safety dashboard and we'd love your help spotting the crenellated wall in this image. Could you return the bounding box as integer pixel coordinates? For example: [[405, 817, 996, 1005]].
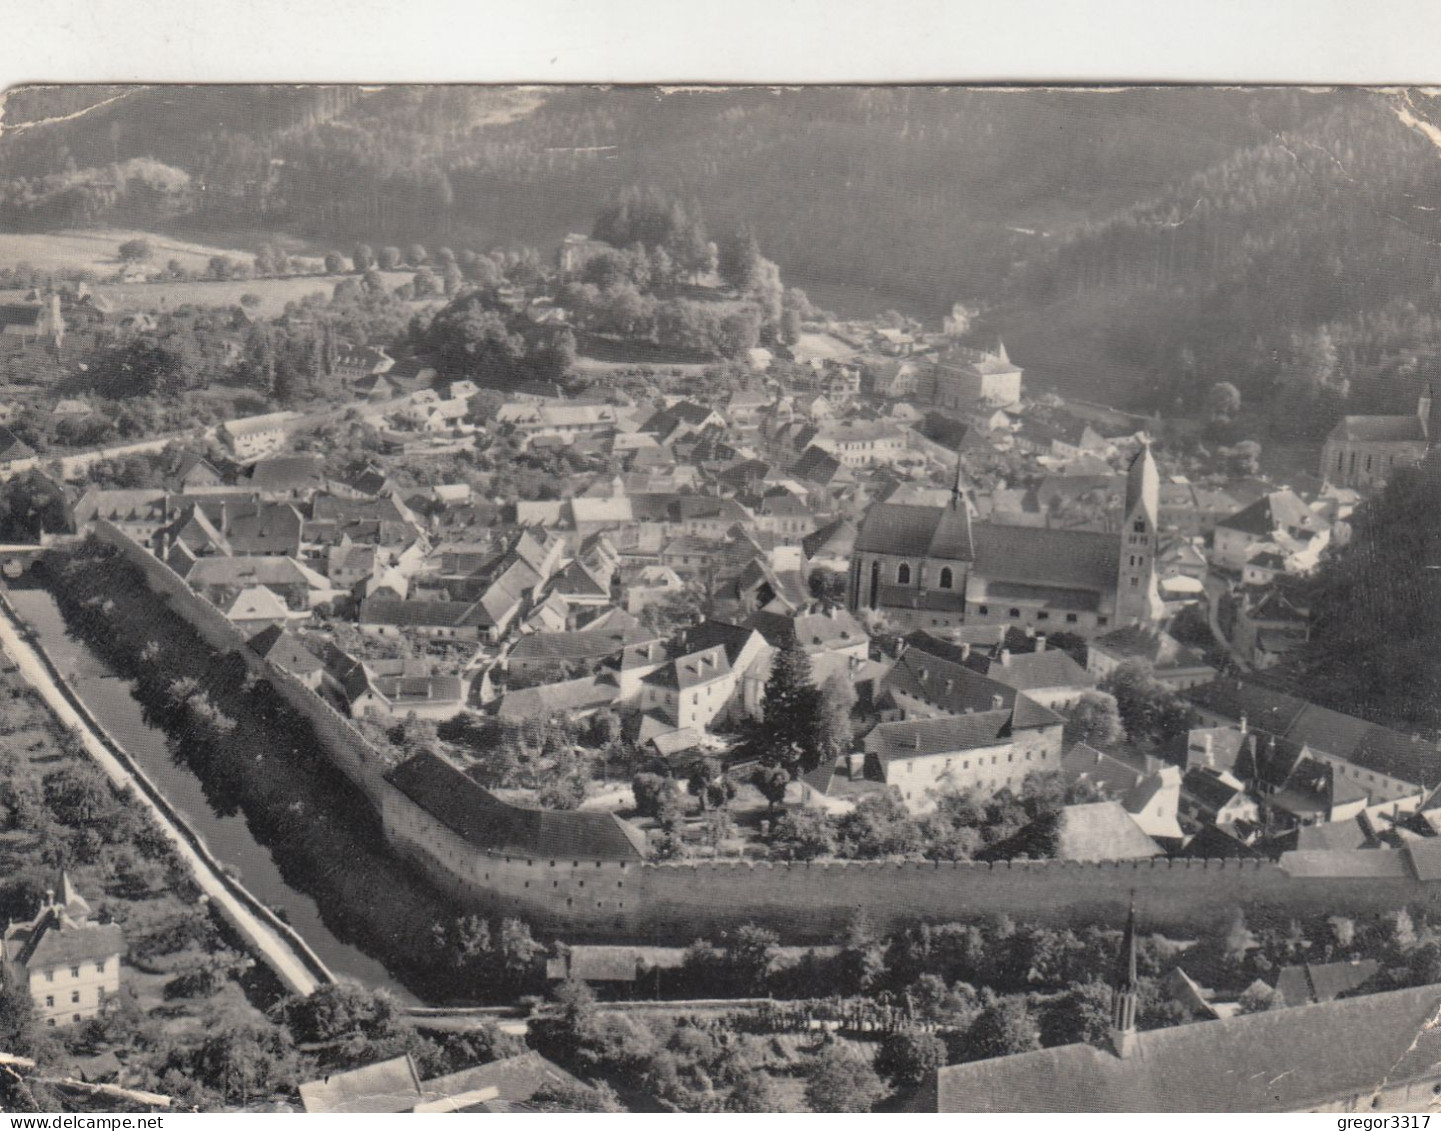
[[81, 523, 1441, 946]]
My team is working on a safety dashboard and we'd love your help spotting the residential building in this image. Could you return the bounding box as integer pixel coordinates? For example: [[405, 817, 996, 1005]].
[[929, 342, 1022, 409], [1, 876, 122, 1028], [1086, 625, 1217, 690], [219, 411, 302, 460]]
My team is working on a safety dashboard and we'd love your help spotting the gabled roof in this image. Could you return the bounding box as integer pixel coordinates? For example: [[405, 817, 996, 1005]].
[[248, 625, 324, 673], [1327, 414, 1427, 443], [386, 751, 646, 861], [887, 645, 1063, 732], [1089, 626, 1214, 675], [0, 426, 36, 463], [863, 713, 1013, 761], [226, 585, 290, 622], [248, 455, 326, 494], [971, 523, 1119, 595], [922, 979, 1441, 1112], [299, 1055, 422, 1114], [497, 675, 621, 720], [854, 501, 974, 560]]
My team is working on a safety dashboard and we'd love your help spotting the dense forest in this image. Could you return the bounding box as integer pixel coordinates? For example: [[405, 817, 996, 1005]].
[[7, 85, 1441, 430]]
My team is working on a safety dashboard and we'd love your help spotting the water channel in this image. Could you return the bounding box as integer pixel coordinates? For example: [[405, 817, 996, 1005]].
[[5, 584, 411, 999]]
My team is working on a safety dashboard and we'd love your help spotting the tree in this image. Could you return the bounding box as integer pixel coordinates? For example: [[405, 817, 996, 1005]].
[[0, 471, 70, 541], [632, 772, 671, 819], [1206, 381, 1242, 420], [767, 806, 837, 860], [191, 1023, 297, 1106], [808, 567, 848, 608], [726, 1070, 784, 1112], [1062, 691, 1125, 749], [352, 244, 375, 272], [117, 238, 152, 264], [531, 1080, 626, 1112], [378, 246, 403, 270], [718, 225, 763, 292], [803, 1040, 887, 1113], [751, 764, 791, 813], [0, 982, 37, 1057], [875, 1027, 947, 1090], [686, 756, 732, 813], [406, 244, 429, 267], [816, 673, 857, 764], [323, 251, 346, 274], [1043, 979, 1114, 1047], [740, 637, 822, 776], [725, 923, 778, 994], [967, 996, 1041, 1060], [1100, 660, 1190, 746]]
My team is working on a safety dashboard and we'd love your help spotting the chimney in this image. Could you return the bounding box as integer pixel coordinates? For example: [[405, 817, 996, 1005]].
[[999, 648, 1011, 668], [992, 693, 1005, 710], [847, 752, 865, 780], [44, 888, 55, 909], [1035, 633, 1046, 652], [960, 642, 971, 660], [1203, 732, 1214, 768], [1239, 714, 1248, 735], [912, 732, 921, 750]]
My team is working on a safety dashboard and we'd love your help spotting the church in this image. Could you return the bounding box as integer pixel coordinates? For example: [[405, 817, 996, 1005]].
[[849, 443, 1163, 637], [1320, 384, 1440, 489]]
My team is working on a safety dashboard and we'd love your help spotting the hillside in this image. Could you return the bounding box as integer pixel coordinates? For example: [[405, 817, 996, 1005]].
[[0, 85, 1319, 318], [996, 91, 1441, 427]]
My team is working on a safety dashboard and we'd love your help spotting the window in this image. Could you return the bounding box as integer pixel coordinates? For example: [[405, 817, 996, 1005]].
[[1134, 520, 1146, 533], [939, 567, 953, 590], [71, 991, 80, 1005], [44, 996, 53, 1008], [1066, 613, 1078, 624], [897, 562, 911, 584], [1098, 617, 1109, 627], [978, 605, 989, 616], [46, 1019, 55, 1028], [1130, 578, 1139, 588], [1037, 611, 1049, 621], [70, 966, 79, 978], [44, 970, 53, 984], [1009, 608, 1021, 619]]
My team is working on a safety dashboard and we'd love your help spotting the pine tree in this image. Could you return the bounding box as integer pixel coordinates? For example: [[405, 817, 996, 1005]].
[[744, 637, 822, 776]]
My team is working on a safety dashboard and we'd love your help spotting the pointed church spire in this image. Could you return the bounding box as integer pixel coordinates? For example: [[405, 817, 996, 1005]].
[[995, 338, 1010, 366], [951, 452, 966, 510], [1110, 893, 1140, 1059]]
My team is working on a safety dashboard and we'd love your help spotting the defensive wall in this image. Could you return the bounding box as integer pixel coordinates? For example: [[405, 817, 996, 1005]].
[[79, 523, 1441, 944]]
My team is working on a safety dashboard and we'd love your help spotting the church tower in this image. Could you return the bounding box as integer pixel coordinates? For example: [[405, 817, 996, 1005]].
[[1109, 895, 1140, 1059], [1116, 441, 1161, 626]]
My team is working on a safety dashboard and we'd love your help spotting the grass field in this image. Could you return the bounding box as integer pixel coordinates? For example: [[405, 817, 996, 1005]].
[[0, 269, 418, 320], [0, 228, 262, 277]]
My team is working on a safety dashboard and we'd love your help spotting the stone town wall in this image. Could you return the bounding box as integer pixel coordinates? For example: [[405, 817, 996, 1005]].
[[86, 523, 1441, 945]]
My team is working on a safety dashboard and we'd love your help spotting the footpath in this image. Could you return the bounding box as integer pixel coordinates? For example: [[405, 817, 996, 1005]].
[[0, 593, 328, 998]]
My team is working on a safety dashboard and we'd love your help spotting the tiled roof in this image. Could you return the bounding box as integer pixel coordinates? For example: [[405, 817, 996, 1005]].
[[924, 979, 1441, 1112], [300, 1055, 422, 1114], [854, 502, 974, 560], [1328, 414, 1427, 443], [968, 648, 1095, 693], [418, 1053, 584, 1108], [1090, 626, 1214, 675], [863, 713, 1012, 760], [971, 523, 1119, 595], [386, 751, 646, 861], [497, 675, 620, 720], [510, 623, 656, 665], [248, 625, 324, 673], [885, 648, 1062, 732]]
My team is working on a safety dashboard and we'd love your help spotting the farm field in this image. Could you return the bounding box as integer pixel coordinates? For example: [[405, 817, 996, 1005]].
[[0, 228, 260, 277], [0, 269, 419, 320]]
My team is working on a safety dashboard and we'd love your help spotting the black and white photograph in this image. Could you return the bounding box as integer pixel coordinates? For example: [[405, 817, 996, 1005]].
[[1, 55, 1441, 1116]]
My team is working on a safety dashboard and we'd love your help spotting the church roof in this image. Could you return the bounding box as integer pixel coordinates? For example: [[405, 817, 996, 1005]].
[[854, 502, 974, 560], [971, 523, 1119, 595], [1328, 414, 1427, 443], [920, 979, 1441, 1112]]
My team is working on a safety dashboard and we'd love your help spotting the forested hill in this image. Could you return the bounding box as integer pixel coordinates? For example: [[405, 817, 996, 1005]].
[[8, 84, 1441, 428], [996, 91, 1441, 428], [0, 85, 1316, 314]]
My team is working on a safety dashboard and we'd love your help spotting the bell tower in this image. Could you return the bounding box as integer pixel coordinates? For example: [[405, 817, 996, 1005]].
[[1116, 441, 1161, 626]]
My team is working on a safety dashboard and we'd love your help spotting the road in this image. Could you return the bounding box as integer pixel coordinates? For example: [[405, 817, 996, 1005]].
[[0, 596, 327, 998]]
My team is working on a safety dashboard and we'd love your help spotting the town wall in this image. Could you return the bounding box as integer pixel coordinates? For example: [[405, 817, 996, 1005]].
[[78, 524, 1441, 946]]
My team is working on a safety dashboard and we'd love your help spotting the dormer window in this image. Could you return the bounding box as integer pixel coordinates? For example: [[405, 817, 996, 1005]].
[[897, 562, 911, 584]]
